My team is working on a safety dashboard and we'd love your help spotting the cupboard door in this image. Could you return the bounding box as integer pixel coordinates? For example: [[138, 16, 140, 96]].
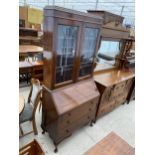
[[56, 25, 78, 84], [79, 27, 99, 77]]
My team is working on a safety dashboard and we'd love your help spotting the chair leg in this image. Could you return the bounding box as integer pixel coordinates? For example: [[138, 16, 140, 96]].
[[19, 124, 24, 136], [32, 119, 38, 135], [39, 102, 42, 112]]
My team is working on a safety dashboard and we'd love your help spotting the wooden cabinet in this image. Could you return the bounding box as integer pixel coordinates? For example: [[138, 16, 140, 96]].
[[43, 6, 102, 89], [94, 69, 135, 120], [41, 79, 100, 152]]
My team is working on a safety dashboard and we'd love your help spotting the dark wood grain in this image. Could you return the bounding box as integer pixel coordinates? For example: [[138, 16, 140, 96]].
[[41, 79, 100, 152], [83, 132, 135, 155], [43, 6, 102, 89]]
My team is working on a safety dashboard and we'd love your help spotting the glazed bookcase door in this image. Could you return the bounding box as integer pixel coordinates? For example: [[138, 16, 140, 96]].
[[79, 27, 99, 78], [55, 21, 80, 87]]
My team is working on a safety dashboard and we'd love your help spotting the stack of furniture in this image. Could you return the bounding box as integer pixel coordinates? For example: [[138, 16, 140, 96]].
[[41, 6, 102, 152], [83, 132, 135, 155]]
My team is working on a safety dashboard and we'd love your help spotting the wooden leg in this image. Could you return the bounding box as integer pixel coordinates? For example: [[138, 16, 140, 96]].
[[54, 142, 58, 153], [19, 124, 24, 136], [90, 121, 93, 127], [42, 130, 46, 134], [32, 119, 38, 135], [39, 102, 42, 112]]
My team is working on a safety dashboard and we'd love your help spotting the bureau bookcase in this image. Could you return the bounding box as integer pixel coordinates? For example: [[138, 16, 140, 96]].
[[42, 6, 102, 152]]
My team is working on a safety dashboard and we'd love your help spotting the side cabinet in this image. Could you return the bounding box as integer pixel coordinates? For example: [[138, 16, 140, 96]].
[[93, 69, 135, 121]]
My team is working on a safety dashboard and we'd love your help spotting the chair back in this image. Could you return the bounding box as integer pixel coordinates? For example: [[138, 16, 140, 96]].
[[28, 78, 41, 105], [19, 139, 45, 155]]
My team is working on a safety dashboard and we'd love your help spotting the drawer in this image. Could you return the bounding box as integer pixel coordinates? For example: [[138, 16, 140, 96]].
[[125, 79, 133, 91], [112, 82, 126, 95], [98, 101, 115, 116], [115, 94, 127, 105], [101, 88, 111, 103], [59, 99, 97, 128], [58, 113, 93, 139]]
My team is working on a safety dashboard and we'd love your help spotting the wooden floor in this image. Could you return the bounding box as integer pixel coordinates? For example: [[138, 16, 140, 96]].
[[19, 86, 135, 155]]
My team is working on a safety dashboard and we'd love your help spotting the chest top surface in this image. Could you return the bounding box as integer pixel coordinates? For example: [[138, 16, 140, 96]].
[[51, 79, 99, 115], [94, 69, 135, 87]]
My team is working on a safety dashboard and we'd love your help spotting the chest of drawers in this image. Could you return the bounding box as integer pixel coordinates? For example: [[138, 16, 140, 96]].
[[41, 79, 100, 152], [94, 69, 135, 121]]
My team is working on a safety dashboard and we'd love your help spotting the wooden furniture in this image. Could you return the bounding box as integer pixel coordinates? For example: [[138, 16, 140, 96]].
[[19, 61, 44, 86], [19, 45, 43, 54], [94, 69, 135, 120], [127, 78, 135, 104], [83, 132, 135, 155], [87, 10, 129, 40], [43, 6, 102, 89], [19, 45, 43, 62], [20, 79, 42, 136], [41, 79, 100, 152], [115, 39, 135, 70], [19, 61, 32, 85], [19, 27, 42, 45], [19, 95, 25, 114], [19, 139, 45, 155], [87, 10, 130, 71]]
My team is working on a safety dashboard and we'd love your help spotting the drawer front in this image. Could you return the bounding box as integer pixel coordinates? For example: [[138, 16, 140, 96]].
[[57, 113, 94, 139], [59, 98, 98, 128], [115, 93, 127, 105], [125, 79, 133, 91], [101, 88, 111, 104], [111, 82, 126, 97], [98, 100, 115, 116]]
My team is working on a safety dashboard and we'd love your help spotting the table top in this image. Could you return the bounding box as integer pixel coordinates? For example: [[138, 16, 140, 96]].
[[94, 69, 135, 87], [83, 132, 135, 155], [19, 61, 32, 69], [19, 61, 44, 69], [30, 60, 44, 66], [19, 45, 43, 54], [19, 36, 41, 41], [19, 95, 25, 114]]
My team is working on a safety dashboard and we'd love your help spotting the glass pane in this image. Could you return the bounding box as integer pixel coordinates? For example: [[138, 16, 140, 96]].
[[79, 28, 98, 77], [98, 40, 120, 64], [56, 25, 78, 84]]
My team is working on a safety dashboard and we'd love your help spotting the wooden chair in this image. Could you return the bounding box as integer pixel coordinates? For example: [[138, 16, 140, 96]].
[[19, 78, 42, 137], [19, 139, 45, 155]]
